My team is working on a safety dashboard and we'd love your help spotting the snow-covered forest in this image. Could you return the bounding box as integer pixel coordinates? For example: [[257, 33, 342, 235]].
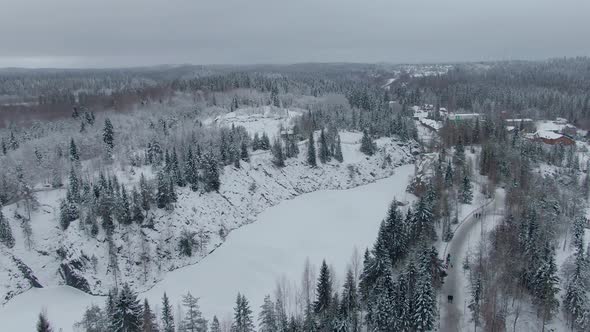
[[1, 59, 590, 332]]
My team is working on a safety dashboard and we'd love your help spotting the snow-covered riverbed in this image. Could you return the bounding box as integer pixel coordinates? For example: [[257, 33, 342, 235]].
[[0, 164, 415, 331]]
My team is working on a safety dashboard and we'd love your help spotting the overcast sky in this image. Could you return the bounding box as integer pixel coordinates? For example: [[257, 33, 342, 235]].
[[1, 0, 589, 68]]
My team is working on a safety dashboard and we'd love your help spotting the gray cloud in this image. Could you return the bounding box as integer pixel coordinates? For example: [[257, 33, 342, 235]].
[[1, 0, 589, 67]]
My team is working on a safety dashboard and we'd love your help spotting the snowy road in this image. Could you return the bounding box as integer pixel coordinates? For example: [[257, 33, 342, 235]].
[[439, 192, 504, 332], [0, 164, 415, 332]]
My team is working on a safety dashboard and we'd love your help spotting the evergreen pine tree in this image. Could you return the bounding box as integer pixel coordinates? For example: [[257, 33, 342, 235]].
[[185, 148, 199, 192], [210, 316, 221, 332], [260, 133, 271, 151], [156, 171, 168, 209], [139, 173, 152, 211], [468, 273, 482, 331], [252, 133, 261, 151], [232, 293, 255, 332], [171, 148, 185, 187], [313, 260, 332, 320], [204, 152, 220, 192], [460, 175, 473, 204], [444, 162, 454, 187], [59, 199, 71, 230], [307, 132, 317, 167], [0, 209, 15, 248], [564, 266, 587, 330], [68, 165, 80, 203], [142, 299, 159, 332], [360, 130, 375, 156], [112, 284, 143, 332], [119, 185, 132, 224], [319, 129, 331, 163], [131, 187, 144, 224], [8, 131, 19, 150], [181, 292, 207, 332], [533, 243, 560, 328], [272, 138, 285, 167], [75, 304, 108, 332], [453, 141, 465, 167], [259, 295, 278, 332], [161, 293, 175, 332], [103, 118, 114, 158], [70, 138, 80, 163], [412, 264, 436, 332], [414, 198, 435, 240], [240, 140, 250, 162], [369, 274, 396, 332], [275, 297, 288, 332], [340, 268, 359, 332], [334, 134, 343, 163], [37, 311, 53, 332]]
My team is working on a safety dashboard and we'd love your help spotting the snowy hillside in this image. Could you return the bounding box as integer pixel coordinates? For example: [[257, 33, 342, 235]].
[[204, 106, 305, 139], [0, 131, 416, 306]]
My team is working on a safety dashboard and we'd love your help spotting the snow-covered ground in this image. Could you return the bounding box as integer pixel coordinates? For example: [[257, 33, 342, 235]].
[[203, 106, 305, 139], [0, 164, 416, 332]]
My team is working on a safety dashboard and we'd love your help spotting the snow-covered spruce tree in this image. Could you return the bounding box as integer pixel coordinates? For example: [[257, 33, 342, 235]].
[[319, 129, 331, 163], [533, 243, 560, 330], [564, 256, 587, 330], [333, 134, 343, 163], [272, 138, 285, 167], [171, 148, 185, 187], [340, 268, 359, 332], [184, 148, 199, 192], [74, 304, 108, 332], [252, 133, 261, 151], [103, 118, 114, 159], [203, 151, 220, 192], [258, 295, 278, 332], [369, 273, 396, 332], [453, 140, 465, 167], [70, 137, 80, 163], [444, 162, 454, 187], [307, 131, 317, 167], [112, 284, 143, 332], [118, 185, 132, 225], [67, 165, 80, 203], [468, 273, 482, 332], [359, 129, 375, 156], [131, 187, 144, 224], [105, 288, 117, 330], [314, 260, 333, 316], [59, 199, 72, 230], [384, 200, 408, 266], [413, 197, 435, 241], [141, 299, 159, 332], [161, 293, 175, 332], [460, 174, 473, 204], [139, 173, 152, 211], [412, 263, 436, 332], [37, 311, 53, 332], [210, 315, 221, 332], [260, 132, 271, 151], [275, 296, 288, 332], [156, 171, 169, 209], [0, 209, 15, 248], [181, 292, 207, 332], [179, 229, 194, 257], [232, 293, 255, 332], [240, 140, 250, 162], [393, 272, 411, 331]]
